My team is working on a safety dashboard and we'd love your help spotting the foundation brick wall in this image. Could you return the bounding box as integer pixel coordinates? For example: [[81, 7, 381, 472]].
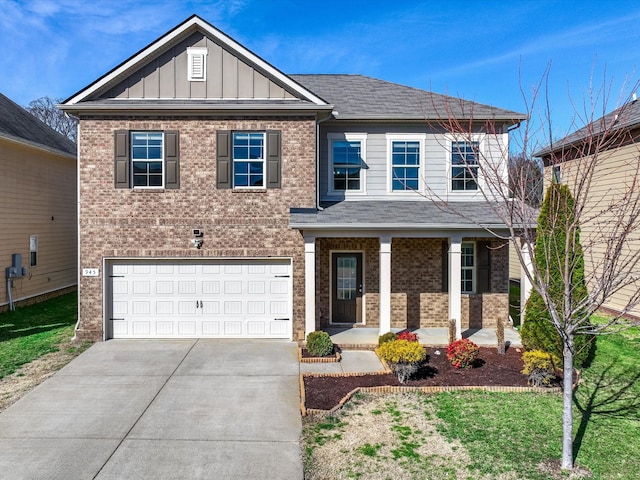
[[77, 116, 316, 341]]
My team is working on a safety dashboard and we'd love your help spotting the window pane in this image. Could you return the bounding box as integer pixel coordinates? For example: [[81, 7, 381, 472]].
[[232, 132, 265, 188], [333, 139, 362, 190], [131, 132, 164, 187]]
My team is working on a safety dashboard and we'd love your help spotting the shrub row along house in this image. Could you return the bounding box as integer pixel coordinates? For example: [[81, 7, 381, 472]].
[[61, 15, 527, 342], [0, 93, 77, 311]]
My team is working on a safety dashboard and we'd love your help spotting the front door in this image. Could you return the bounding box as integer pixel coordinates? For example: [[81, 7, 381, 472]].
[[331, 253, 363, 323]]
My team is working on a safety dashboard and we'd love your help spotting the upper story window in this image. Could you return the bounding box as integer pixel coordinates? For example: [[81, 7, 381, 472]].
[[552, 165, 562, 183], [233, 132, 265, 188], [328, 133, 367, 194], [461, 242, 475, 293], [389, 136, 423, 192], [216, 130, 281, 190], [187, 47, 208, 82], [451, 141, 479, 191], [114, 130, 180, 190], [132, 132, 164, 187]]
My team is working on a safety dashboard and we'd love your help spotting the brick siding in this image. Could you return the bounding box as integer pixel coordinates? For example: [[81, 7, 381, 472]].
[[77, 116, 316, 341]]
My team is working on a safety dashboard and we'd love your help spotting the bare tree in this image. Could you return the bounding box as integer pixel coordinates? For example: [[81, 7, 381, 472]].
[[25, 96, 77, 143], [429, 70, 640, 472]]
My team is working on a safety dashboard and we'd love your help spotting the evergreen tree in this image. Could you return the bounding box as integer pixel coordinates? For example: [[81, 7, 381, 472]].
[[521, 183, 594, 366]]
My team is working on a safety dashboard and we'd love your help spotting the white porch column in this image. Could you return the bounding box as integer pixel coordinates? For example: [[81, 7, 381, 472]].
[[448, 236, 462, 340], [304, 235, 316, 338], [520, 243, 533, 325], [379, 235, 392, 334]]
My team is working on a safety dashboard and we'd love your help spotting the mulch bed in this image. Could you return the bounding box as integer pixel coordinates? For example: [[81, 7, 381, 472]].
[[304, 347, 540, 410]]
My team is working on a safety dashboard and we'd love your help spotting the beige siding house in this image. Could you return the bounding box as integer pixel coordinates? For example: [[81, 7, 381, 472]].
[[537, 100, 640, 320], [0, 93, 77, 310], [61, 15, 524, 342]]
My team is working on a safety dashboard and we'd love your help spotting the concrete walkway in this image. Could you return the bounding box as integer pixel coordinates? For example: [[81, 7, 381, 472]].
[[325, 327, 522, 348], [0, 340, 302, 480]]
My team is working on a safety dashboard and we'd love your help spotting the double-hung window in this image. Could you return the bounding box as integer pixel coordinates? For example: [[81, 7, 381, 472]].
[[233, 132, 265, 188], [390, 139, 420, 191], [451, 141, 479, 191], [216, 130, 281, 190], [132, 132, 164, 187], [329, 133, 366, 193], [114, 130, 179, 189], [461, 242, 474, 293]]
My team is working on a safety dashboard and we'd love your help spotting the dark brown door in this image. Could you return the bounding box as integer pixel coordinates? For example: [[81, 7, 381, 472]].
[[332, 253, 363, 323]]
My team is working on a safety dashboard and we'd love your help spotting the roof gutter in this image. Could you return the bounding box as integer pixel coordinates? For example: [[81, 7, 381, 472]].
[[289, 222, 509, 231]]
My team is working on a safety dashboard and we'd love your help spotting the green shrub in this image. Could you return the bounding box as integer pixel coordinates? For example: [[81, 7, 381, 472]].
[[521, 350, 560, 387], [306, 331, 334, 357], [520, 183, 595, 367], [378, 331, 398, 346], [376, 339, 427, 383], [446, 339, 479, 369]]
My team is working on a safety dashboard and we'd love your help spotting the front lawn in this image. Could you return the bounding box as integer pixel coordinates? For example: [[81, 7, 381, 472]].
[[0, 293, 79, 379], [302, 326, 640, 479]]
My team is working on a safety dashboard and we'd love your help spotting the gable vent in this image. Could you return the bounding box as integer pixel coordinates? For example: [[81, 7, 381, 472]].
[[187, 47, 208, 82]]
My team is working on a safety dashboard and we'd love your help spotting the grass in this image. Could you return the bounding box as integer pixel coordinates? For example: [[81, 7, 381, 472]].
[[0, 293, 79, 379], [302, 326, 640, 479]]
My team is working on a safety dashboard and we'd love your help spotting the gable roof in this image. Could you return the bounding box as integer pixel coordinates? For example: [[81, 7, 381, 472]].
[[535, 97, 640, 158], [290, 74, 526, 123], [62, 15, 330, 112], [0, 92, 76, 157]]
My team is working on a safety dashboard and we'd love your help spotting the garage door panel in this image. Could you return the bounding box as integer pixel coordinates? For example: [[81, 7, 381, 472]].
[[109, 260, 292, 339]]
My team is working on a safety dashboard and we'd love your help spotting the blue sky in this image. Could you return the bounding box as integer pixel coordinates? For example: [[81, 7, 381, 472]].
[[1, 0, 639, 142]]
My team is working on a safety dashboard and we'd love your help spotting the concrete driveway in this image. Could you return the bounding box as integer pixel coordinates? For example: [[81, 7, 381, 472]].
[[0, 340, 302, 480]]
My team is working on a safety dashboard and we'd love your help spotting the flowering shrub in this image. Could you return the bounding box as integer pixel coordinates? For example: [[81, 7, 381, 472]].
[[521, 350, 560, 387], [397, 330, 418, 342], [376, 339, 427, 383], [446, 338, 480, 369]]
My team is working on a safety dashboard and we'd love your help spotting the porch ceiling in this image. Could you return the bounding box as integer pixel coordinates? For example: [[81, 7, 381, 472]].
[[290, 201, 510, 232]]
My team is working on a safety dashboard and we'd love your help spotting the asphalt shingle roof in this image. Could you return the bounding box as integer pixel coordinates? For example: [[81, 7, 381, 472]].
[[0, 93, 76, 156], [535, 97, 640, 157], [290, 74, 526, 122], [290, 201, 510, 230]]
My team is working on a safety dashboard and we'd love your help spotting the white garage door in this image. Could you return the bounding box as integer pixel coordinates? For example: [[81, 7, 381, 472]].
[[108, 259, 292, 339]]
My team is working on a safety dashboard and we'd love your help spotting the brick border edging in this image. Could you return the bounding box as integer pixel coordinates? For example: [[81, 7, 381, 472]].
[[298, 347, 342, 363], [300, 373, 561, 417]]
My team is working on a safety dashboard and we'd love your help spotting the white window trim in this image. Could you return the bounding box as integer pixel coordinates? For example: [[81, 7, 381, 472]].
[[327, 132, 368, 196], [461, 241, 475, 294], [386, 133, 426, 194], [131, 131, 165, 189], [446, 134, 485, 194], [232, 131, 267, 190], [187, 47, 208, 82]]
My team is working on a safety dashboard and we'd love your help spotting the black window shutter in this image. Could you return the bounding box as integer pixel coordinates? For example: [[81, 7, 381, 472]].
[[477, 241, 491, 293], [217, 130, 231, 189], [266, 130, 281, 188], [114, 130, 130, 188], [165, 131, 179, 189], [441, 240, 449, 293]]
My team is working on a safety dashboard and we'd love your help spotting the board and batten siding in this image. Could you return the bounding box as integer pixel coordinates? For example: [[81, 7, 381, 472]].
[[0, 138, 77, 307], [319, 123, 509, 202], [103, 31, 297, 101], [544, 141, 640, 319]]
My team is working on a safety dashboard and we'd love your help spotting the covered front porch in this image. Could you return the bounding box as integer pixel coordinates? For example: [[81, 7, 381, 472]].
[[291, 201, 515, 342]]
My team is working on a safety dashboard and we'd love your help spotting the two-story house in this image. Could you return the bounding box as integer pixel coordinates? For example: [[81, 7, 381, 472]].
[[61, 15, 525, 342], [536, 97, 640, 321]]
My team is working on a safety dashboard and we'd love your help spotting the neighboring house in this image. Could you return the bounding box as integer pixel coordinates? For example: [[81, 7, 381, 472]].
[[0, 93, 77, 311], [536, 98, 640, 321], [60, 15, 525, 342]]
